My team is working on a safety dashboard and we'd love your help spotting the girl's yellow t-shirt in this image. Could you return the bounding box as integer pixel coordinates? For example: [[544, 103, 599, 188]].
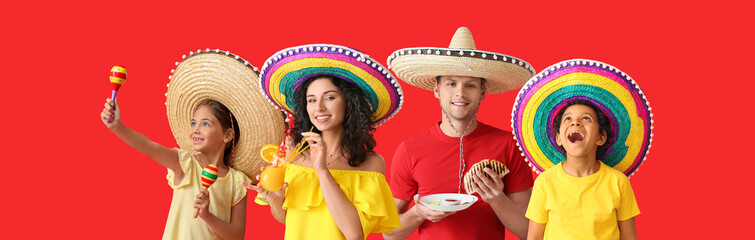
[[163, 148, 251, 240], [282, 163, 401, 240], [526, 161, 640, 240]]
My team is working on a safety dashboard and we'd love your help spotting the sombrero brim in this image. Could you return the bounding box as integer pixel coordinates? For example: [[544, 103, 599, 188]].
[[387, 47, 535, 94], [259, 44, 403, 125], [166, 49, 285, 181], [511, 59, 653, 178]]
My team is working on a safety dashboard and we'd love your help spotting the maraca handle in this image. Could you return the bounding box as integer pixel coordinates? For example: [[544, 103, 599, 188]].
[[106, 90, 117, 123], [193, 186, 208, 218]]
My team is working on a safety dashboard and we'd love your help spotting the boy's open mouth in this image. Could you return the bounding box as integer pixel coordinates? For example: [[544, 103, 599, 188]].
[[568, 131, 584, 143]]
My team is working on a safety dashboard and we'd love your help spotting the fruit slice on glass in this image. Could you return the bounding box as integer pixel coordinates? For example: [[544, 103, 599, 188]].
[[260, 144, 280, 164]]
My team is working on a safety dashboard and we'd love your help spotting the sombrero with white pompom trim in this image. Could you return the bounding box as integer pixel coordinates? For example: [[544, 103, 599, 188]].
[[259, 44, 404, 126], [511, 59, 653, 178], [166, 49, 285, 180], [387, 27, 535, 94]]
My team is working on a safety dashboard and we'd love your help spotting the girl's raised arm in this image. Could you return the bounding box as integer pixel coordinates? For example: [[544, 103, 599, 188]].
[[101, 98, 181, 173]]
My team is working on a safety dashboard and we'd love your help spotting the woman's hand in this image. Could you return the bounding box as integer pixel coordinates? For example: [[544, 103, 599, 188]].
[[301, 132, 327, 171], [194, 188, 211, 219], [100, 98, 121, 129], [241, 167, 288, 207]]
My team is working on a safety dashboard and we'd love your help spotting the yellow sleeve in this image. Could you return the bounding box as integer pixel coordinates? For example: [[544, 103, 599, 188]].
[[616, 176, 640, 221], [231, 169, 252, 206], [166, 148, 194, 189], [525, 174, 548, 224], [351, 173, 402, 235], [280, 165, 401, 235], [281, 166, 322, 211]]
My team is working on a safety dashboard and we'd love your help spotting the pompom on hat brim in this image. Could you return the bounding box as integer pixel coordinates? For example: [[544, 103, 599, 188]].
[[259, 44, 404, 126], [166, 49, 285, 181], [511, 59, 654, 178], [387, 27, 535, 94]]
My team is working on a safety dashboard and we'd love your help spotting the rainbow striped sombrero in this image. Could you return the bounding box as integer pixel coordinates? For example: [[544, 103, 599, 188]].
[[259, 44, 403, 125], [511, 59, 653, 177]]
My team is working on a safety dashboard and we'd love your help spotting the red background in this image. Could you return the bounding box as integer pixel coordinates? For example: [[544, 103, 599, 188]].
[[2, 0, 752, 238]]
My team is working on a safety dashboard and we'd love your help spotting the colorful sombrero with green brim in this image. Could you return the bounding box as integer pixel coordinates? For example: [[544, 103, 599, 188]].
[[259, 44, 403, 125], [511, 59, 653, 178]]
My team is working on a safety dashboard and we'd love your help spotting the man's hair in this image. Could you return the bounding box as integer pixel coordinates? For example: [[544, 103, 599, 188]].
[[434, 76, 487, 92]]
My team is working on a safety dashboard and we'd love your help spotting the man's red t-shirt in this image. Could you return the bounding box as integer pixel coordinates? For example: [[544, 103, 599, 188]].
[[390, 122, 534, 240]]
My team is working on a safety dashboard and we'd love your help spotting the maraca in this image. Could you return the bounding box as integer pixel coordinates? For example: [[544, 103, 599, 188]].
[[194, 164, 218, 218], [109, 65, 127, 99], [106, 65, 127, 123]]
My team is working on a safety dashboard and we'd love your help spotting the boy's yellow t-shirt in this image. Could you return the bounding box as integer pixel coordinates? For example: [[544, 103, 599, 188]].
[[525, 161, 640, 240]]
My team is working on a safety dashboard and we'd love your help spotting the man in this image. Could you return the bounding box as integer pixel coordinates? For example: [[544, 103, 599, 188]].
[[384, 27, 536, 240]]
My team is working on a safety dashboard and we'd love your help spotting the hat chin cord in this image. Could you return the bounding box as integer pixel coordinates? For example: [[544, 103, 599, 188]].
[[440, 99, 479, 194]]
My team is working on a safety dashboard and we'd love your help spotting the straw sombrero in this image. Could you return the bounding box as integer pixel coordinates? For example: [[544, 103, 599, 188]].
[[387, 27, 535, 94], [166, 49, 285, 180], [259, 44, 403, 125], [511, 59, 654, 177]]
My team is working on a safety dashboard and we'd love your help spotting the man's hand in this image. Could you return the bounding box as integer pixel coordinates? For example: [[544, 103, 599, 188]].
[[471, 168, 506, 204], [412, 194, 455, 222]]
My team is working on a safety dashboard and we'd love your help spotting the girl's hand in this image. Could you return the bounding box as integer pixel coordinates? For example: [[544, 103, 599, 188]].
[[100, 98, 121, 129], [241, 167, 288, 207], [194, 188, 211, 219], [300, 132, 327, 171]]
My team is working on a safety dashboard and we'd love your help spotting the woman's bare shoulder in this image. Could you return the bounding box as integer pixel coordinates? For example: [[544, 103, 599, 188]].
[[357, 152, 385, 174]]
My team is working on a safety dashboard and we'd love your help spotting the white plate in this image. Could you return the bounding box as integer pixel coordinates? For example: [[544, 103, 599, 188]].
[[418, 193, 478, 212]]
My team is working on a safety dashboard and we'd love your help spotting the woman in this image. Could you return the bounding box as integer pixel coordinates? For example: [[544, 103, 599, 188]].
[[247, 44, 404, 240]]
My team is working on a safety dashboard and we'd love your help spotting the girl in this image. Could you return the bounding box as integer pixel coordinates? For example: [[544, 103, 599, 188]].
[[247, 44, 403, 240], [102, 98, 248, 240], [510, 59, 653, 240], [99, 50, 283, 240]]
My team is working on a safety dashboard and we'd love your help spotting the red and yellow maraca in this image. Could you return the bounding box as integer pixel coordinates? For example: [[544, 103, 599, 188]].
[[106, 66, 127, 122], [109, 65, 127, 100], [194, 164, 218, 218]]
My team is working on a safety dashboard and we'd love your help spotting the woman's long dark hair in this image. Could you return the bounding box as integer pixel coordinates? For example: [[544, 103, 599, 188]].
[[195, 99, 239, 166], [291, 75, 376, 167]]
